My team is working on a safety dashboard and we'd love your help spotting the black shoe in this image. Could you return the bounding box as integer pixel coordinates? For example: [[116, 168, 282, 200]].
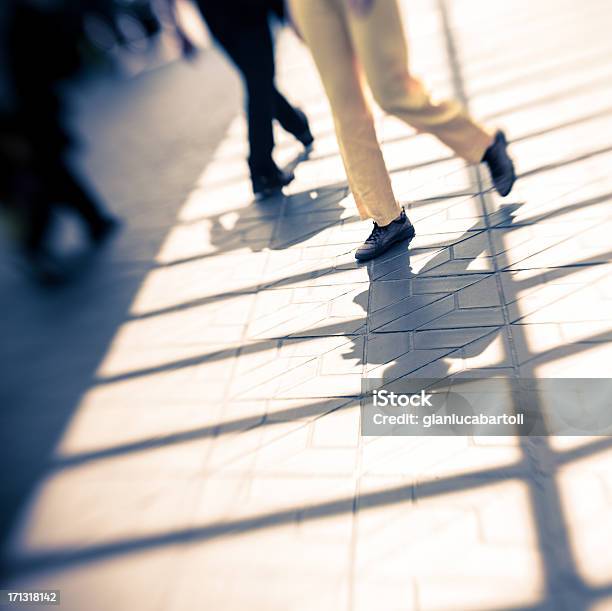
[[251, 167, 295, 199], [89, 215, 121, 245], [294, 108, 314, 149], [355, 208, 415, 262], [483, 130, 516, 197]]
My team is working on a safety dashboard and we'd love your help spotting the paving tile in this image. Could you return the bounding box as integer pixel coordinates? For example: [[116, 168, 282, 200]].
[[443, 329, 514, 370], [130, 250, 271, 317], [373, 295, 455, 333], [366, 343, 452, 380], [419, 307, 505, 330], [519, 339, 612, 377], [271, 208, 348, 250], [507, 266, 612, 324], [370, 274, 503, 333], [412, 274, 486, 294], [456, 275, 501, 308], [414, 327, 501, 350], [558, 447, 612, 587], [311, 405, 360, 448], [370, 293, 445, 331]]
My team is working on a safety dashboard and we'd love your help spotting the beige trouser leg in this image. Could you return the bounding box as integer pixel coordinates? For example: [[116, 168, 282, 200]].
[[289, 0, 494, 226], [345, 0, 493, 163], [289, 0, 400, 226]]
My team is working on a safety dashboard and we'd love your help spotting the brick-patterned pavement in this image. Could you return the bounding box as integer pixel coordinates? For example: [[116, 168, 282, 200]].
[[2, 1, 612, 609]]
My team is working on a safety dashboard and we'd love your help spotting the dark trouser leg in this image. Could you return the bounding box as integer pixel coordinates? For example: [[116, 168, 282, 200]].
[[244, 72, 276, 174], [201, 10, 281, 173], [273, 88, 309, 138]]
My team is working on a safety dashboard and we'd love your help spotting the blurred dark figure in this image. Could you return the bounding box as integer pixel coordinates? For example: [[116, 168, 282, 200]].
[[0, 0, 119, 282], [165, 0, 314, 199], [84, 0, 161, 52]]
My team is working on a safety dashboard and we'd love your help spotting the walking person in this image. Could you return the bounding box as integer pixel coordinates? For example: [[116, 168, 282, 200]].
[[1, 0, 118, 281], [166, 0, 314, 198], [288, 0, 516, 261]]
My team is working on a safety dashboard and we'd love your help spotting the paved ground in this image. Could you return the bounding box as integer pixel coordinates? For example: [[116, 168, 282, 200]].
[[2, 0, 612, 609]]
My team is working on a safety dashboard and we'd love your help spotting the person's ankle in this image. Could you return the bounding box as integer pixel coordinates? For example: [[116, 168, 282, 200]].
[[481, 137, 495, 162], [386, 208, 406, 226], [248, 158, 278, 176]]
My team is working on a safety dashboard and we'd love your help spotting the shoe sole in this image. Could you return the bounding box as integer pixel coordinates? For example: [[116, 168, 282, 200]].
[[355, 223, 416, 262]]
